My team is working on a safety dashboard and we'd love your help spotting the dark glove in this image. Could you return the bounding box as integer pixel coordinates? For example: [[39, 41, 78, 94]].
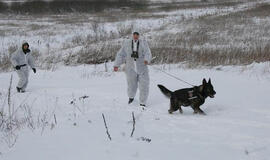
[[32, 68, 36, 73], [15, 66, 21, 70]]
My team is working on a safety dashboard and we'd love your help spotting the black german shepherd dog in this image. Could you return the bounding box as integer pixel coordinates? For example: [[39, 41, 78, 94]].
[[158, 78, 216, 115]]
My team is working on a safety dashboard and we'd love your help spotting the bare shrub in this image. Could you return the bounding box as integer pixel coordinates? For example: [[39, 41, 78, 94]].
[[0, 54, 12, 72], [0, 76, 56, 148], [71, 35, 85, 46], [75, 42, 120, 65], [151, 36, 270, 67], [117, 23, 133, 37], [40, 53, 61, 70], [29, 24, 45, 31], [0, 45, 16, 71], [0, 102, 53, 148], [31, 48, 41, 59], [8, 44, 18, 54], [149, 3, 270, 67]]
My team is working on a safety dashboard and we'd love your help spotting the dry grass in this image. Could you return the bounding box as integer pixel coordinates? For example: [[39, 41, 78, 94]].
[[150, 3, 270, 67], [65, 2, 270, 68], [1, 1, 270, 71], [0, 45, 17, 72], [0, 76, 57, 148], [74, 42, 120, 65]]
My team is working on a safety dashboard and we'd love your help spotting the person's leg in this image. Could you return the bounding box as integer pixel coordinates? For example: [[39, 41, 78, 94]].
[[126, 70, 138, 100], [138, 72, 150, 105], [21, 67, 29, 91], [16, 69, 26, 90]]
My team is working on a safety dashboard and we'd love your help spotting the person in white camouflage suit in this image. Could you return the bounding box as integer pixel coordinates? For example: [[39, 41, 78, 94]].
[[114, 32, 152, 107], [10, 41, 36, 93]]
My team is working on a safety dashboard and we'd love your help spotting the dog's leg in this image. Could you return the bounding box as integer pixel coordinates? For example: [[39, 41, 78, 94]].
[[191, 104, 197, 114], [196, 108, 206, 115], [168, 96, 178, 114], [168, 98, 174, 114], [191, 105, 206, 115], [178, 102, 183, 114], [179, 107, 183, 114]]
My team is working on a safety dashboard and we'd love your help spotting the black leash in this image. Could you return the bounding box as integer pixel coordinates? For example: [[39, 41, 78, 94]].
[[19, 64, 27, 67], [151, 65, 195, 87]]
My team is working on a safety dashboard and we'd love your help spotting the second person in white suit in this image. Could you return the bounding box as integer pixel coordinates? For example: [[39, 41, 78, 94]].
[[10, 42, 36, 93]]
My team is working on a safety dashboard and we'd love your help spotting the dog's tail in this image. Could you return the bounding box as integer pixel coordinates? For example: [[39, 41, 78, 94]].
[[157, 84, 172, 98]]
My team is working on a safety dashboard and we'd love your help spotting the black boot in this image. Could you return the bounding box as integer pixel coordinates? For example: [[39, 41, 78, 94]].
[[128, 98, 134, 104], [16, 87, 21, 93], [140, 104, 146, 110]]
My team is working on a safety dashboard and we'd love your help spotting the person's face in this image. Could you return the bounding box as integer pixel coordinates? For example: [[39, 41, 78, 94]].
[[133, 34, 139, 40], [23, 45, 28, 50]]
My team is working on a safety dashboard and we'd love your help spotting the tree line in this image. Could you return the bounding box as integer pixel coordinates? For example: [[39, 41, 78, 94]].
[[0, 0, 147, 14]]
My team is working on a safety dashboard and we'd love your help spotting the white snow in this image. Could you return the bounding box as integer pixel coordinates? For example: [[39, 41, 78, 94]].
[[1, 1, 270, 159], [0, 62, 270, 160]]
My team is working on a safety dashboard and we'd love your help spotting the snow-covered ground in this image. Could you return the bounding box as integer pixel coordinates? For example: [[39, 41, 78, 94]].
[[0, 0, 270, 159], [0, 62, 270, 160]]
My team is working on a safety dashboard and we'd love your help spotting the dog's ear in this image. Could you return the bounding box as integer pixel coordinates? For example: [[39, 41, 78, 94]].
[[203, 78, 207, 85], [208, 78, 211, 84]]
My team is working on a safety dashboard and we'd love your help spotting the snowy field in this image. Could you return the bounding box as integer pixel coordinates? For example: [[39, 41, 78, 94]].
[[1, 0, 270, 71], [0, 63, 270, 160], [0, 0, 270, 159]]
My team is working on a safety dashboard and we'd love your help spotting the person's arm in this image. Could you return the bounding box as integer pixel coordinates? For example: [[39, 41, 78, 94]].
[[10, 51, 18, 67], [28, 54, 35, 68], [28, 54, 36, 73], [143, 40, 152, 65], [114, 40, 126, 71]]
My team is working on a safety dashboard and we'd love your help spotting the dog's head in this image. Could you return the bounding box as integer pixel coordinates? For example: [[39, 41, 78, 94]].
[[202, 78, 216, 98]]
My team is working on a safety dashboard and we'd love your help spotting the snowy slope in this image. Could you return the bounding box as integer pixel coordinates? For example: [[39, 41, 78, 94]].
[[1, 0, 266, 69], [0, 63, 269, 160]]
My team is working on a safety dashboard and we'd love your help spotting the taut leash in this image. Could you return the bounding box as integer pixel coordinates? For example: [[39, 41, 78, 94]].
[[150, 65, 195, 87]]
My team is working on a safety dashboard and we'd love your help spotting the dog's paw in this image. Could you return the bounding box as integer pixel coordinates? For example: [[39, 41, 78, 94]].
[[200, 112, 207, 115], [193, 111, 206, 115]]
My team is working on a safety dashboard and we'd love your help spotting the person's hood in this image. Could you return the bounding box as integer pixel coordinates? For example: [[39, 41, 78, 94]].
[[22, 41, 29, 48], [22, 41, 30, 53]]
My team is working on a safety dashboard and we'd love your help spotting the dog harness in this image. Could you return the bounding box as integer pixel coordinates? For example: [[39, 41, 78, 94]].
[[188, 87, 204, 101]]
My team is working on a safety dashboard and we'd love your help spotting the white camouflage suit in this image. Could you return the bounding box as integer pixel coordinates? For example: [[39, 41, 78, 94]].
[[114, 38, 152, 105], [10, 44, 35, 91]]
